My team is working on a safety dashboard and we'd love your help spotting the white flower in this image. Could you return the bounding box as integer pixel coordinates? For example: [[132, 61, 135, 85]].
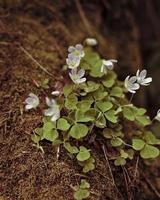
[[101, 59, 117, 74], [66, 53, 81, 69], [85, 38, 97, 46], [69, 68, 86, 84], [155, 109, 160, 121], [136, 69, 152, 86], [68, 44, 85, 58], [25, 93, 39, 110], [125, 76, 140, 94], [44, 97, 60, 121], [51, 90, 60, 96]]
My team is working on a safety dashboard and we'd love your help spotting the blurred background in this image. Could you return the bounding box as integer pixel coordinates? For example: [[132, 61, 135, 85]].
[[0, 0, 160, 115]]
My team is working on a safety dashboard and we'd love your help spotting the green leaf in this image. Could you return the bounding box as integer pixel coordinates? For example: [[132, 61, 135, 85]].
[[43, 121, 56, 132], [105, 110, 118, 123], [57, 118, 70, 131], [63, 84, 73, 96], [31, 134, 41, 143], [77, 100, 93, 112], [77, 146, 90, 161], [80, 179, 90, 189], [65, 94, 78, 110], [114, 157, 126, 166], [74, 189, 90, 200], [76, 109, 95, 122], [89, 59, 104, 77], [64, 142, 79, 154], [144, 132, 160, 145], [132, 139, 145, 150], [102, 71, 117, 88], [81, 158, 95, 173], [136, 115, 151, 126], [84, 81, 100, 93], [35, 128, 43, 137], [96, 101, 113, 113], [83, 48, 100, 67], [43, 129, 59, 142], [110, 86, 123, 97], [132, 107, 146, 116], [95, 113, 106, 128], [102, 128, 114, 139], [93, 86, 108, 100], [69, 123, 89, 139], [120, 150, 129, 159], [111, 138, 123, 147], [123, 107, 135, 121], [140, 144, 159, 159]]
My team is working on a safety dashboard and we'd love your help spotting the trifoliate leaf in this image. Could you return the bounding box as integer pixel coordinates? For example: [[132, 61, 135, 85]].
[[132, 107, 147, 116], [93, 85, 108, 100], [80, 180, 90, 189], [110, 86, 123, 97], [120, 150, 128, 159], [136, 115, 151, 126], [96, 101, 113, 113], [126, 149, 134, 159], [123, 107, 135, 121], [43, 129, 59, 142], [35, 128, 43, 136], [132, 139, 145, 150], [57, 118, 70, 131], [65, 94, 78, 110], [105, 110, 118, 123], [111, 138, 123, 147], [69, 123, 89, 139], [81, 158, 95, 173], [114, 157, 126, 166], [140, 144, 159, 159], [77, 146, 91, 161], [64, 142, 79, 154]]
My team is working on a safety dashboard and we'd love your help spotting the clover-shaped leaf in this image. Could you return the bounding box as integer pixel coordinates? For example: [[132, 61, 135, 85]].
[[84, 81, 100, 93], [105, 110, 118, 123], [73, 179, 90, 200], [140, 144, 159, 159], [89, 60, 103, 77], [65, 94, 78, 110], [69, 123, 89, 139], [144, 132, 160, 145], [77, 100, 93, 112], [111, 138, 123, 147], [80, 157, 95, 173], [123, 107, 135, 121], [64, 142, 79, 154], [76, 109, 95, 122], [114, 157, 126, 166], [110, 86, 123, 97], [102, 71, 117, 88], [136, 115, 151, 126], [63, 84, 73, 96], [96, 101, 113, 113], [132, 139, 145, 150], [77, 146, 91, 161], [57, 118, 70, 131], [43, 129, 59, 142]]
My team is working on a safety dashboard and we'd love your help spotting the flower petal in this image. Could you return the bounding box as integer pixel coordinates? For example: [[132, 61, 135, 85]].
[[44, 108, 54, 116], [51, 91, 60, 96]]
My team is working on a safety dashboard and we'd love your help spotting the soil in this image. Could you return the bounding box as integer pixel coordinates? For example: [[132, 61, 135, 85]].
[[0, 1, 160, 200]]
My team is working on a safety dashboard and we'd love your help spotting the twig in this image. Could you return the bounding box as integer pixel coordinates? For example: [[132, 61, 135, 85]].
[[56, 146, 60, 160], [102, 144, 124, 199], [142, 172, 160, 198], [122, 167, 130, 200], [75, 0, 92, 36], [19, 45, 53, 76]]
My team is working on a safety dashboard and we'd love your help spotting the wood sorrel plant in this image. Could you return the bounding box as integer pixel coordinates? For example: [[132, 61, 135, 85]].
[[28, 41, 160, 200]]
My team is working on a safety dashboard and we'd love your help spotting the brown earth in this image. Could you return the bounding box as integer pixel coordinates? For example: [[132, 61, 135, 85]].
[[0, 1, 160, 200]]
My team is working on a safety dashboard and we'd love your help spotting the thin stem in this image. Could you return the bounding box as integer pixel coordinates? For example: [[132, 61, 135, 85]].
[[20, 45, 53, 76], [129, 93, 134, 103]]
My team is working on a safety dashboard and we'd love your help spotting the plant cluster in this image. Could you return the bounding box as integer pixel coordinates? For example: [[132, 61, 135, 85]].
[[25, 39, 160, 199]]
